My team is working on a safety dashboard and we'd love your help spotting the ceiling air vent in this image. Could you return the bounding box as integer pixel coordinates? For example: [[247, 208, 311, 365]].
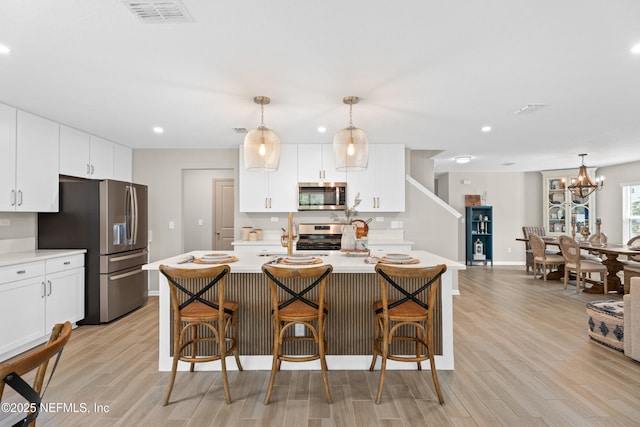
[[513, 103, 547, 115], [122, 1, 194, 24]]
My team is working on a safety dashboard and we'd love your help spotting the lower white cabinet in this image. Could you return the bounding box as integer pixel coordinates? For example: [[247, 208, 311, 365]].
[[0, 254, 84, 361]]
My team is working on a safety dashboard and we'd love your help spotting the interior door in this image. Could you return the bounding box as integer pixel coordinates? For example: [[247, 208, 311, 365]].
[[213, 179, 234, 250]]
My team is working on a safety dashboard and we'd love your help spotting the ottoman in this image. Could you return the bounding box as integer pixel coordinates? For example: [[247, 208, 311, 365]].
[[586, 300, 624, 351]]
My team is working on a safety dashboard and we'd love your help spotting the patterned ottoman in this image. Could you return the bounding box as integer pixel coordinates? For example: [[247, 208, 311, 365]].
[[586, 300, 624, 351]]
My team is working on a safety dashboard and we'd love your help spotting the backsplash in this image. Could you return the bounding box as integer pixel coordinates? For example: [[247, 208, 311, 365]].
[[0, 212, 37, 254]]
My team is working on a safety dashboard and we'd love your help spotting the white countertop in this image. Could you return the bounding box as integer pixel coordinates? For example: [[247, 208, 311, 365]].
[[0, 249, 87, 267], [144, 249, 464, 274]]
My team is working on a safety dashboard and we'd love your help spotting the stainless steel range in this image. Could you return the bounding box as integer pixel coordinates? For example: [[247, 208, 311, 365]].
[[296, 223, 343, 251]]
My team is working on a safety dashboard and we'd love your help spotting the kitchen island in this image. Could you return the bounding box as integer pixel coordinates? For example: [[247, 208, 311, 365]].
[[144, 249, 464, 371]]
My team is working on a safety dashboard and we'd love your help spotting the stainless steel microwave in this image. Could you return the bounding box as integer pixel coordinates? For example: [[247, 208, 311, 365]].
[[298, 182, 347, 211]]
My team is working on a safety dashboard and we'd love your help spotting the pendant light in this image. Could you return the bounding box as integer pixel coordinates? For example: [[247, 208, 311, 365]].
[[334, 96, 369, 171], [566, 153, 604, 198], [244, 96, 280, 171]]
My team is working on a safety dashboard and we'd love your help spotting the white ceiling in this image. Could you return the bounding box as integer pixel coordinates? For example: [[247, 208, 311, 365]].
[[1, 0, 640, 174]]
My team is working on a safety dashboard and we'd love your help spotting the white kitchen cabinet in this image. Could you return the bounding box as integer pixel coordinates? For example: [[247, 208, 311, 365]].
[[60, 125, 132, 181], [113, 143, 133, 182], [297, 144, 346, 183], [347, 144, 405, 212], [0, 254, 84, 361], [239, 144, 298, 212], [0, 103, 17, 212], [0, 261, 46, 359], [0, 109, 59, 212]]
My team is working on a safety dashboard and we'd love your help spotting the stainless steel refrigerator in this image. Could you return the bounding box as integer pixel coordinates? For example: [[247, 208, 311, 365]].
[[38, 179, 148, 324]]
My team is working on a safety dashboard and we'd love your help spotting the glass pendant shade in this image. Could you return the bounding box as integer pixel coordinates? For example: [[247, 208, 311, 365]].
[[333, 126, 369, 171], [243, 96, 280, 171], [334, 96, 369, 172], [244, 126, 280, 171]]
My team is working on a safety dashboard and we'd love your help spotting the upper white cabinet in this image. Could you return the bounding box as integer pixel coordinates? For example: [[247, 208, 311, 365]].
[[59, 125, 91, 177], [297, 144, 346, 183], [0, 107, 59, 212], [347, 144, 405, 212], [239, 144, 298, 212], [60, 125, 132, 181], [113, 143, 133, 182]]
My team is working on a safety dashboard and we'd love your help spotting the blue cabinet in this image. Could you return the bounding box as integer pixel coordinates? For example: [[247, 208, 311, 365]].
[[465, 206, 493, 266]]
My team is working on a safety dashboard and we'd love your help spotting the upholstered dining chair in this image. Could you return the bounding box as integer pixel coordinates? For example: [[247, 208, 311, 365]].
[[159, 264, 242, 405], [370, 263, 447, 405], [558, 235, 608, 294], [522, 226, 547, 274], [530, 233, 564, 282], [262, 263, 333, 405], [1, 322, 72, 427]]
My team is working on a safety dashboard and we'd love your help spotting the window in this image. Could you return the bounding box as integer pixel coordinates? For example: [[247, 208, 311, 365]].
[[622, 184, 640, 242]]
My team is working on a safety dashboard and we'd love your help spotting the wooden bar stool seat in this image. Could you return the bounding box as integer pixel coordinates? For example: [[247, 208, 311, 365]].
[[369, 263, 447, 405], [159, 264, 242, 406], [262, 263, 333, 405]]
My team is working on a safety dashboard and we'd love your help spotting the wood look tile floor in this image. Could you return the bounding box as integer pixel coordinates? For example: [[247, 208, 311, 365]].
[[4, 266, 640, 426]]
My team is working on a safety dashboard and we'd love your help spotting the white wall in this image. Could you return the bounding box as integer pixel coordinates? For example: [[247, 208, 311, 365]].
[[437, 171, 541, 263], [182, 169, 234, 252], [595, 160, 640, 244]]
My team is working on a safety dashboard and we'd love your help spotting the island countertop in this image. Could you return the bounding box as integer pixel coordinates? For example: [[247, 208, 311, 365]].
[[143, 249, 464, 273], [145, 249, 463, 372]]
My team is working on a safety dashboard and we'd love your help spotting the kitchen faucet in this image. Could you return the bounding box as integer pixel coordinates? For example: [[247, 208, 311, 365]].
[[281, 212, 296, 256]]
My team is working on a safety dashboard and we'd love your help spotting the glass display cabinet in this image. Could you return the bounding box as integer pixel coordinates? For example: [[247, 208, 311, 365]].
[[542, 169, 597, 238]]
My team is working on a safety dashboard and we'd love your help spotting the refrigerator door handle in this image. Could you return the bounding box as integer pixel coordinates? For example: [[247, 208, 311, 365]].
[[109, 250, 148, 262], [132, 186, 138, 245], [110, 268, 144, 281], [125, 185, 134, 244]]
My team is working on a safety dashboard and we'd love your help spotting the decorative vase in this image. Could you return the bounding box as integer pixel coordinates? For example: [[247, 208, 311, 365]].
[[341, 224, 357, 250]]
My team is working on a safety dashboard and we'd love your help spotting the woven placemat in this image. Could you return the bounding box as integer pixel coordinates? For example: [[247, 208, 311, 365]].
[[193, 256, 238, 264], [378, 257, 420, 265], [279, 257, 322, 266]]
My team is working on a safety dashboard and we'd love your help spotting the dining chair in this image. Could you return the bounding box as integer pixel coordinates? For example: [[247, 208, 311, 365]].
[[262, 263, 333, 404], [530, 233, 564, 282], [0, 322, 72, 427], [159, 264, 242, 405], [369, 263, 447, 405], [558, 235, 608, 294], [522, 226, 546, 274]]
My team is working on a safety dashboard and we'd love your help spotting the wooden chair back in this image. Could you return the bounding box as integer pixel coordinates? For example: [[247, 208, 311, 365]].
[[261, 264, 333, 318], [0, 322, 72, 427], [529, 233, 546, 259], [522, 226, 546, 249], [628, 236, 640, 261], [559, 235, 581, 264]]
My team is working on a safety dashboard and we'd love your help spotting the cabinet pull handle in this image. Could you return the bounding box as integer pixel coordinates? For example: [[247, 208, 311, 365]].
[[90, 164, 95, 175], [64, 261, 71, 265], [10, 190, 15, 206], [265, 198, 268, 209], [269, 198, 272, 209], [42, 281, 46, 298], [17, 190, 23, 206], [47, 280, 52, 296], [87, 163, 91, 174], [16, 270, 26, 274]]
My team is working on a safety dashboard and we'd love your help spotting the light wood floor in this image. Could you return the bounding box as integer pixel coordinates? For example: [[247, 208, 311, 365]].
[[5, 266, 640, 426]]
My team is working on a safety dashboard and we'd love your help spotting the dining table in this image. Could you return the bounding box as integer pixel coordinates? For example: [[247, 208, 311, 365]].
[[516, 236, 640, 294]]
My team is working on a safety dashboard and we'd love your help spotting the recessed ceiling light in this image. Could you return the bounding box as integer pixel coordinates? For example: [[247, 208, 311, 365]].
[[0, 45, 11, 55], [454, 156, 472, 164], [481, 126, 492, 133], [631, 43, 640, 54], [153, 126, 164, 134], [317, 126, 326, 133]]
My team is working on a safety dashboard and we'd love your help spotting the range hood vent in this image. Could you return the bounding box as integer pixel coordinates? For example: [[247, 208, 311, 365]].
[[122, 1, 194, 24]]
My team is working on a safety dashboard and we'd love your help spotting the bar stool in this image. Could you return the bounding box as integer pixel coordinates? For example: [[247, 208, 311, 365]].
[[261, 263, 333, 404], [159, 264, 242, 405], [369, 263, 447, 404]]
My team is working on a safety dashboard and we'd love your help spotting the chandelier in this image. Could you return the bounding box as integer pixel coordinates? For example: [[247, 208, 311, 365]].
[[244, 96, 280, 171], [567, 153, 604, 198], [333, 96, 369, 171]]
